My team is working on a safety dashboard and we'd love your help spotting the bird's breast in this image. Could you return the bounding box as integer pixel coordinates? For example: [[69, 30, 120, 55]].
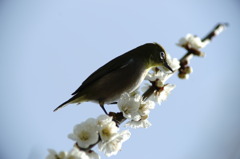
[[128, 67, 150, 93]]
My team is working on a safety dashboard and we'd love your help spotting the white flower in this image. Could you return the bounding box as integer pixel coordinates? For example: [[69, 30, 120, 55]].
[[177, 33, 207, 49], [142, 84, 176, 105], [165, 53, 180, 73], [145, 70, 163, 83], [98, 130, 131, 157], [157, 84, 175, 102], [85, 151, 100, 159], [125, 119, 152, 129], [46, 149, 67, 159], [125, 101, 154, 128], [145, 54, 179, 83], [143, 63, 176, 105], [67, 147, 90, 159], [145, 71, 171, 87], [97, 114, 113, 127], [45, 148, 99, 159], [118, 93, 158, 128], [99, 121, 119, 142], [97, 114, 120, 142], [118, 92, 155, 128], [138, 100, 155, 116], [117, 93, 141, 121], [68, 118, 99, 149]]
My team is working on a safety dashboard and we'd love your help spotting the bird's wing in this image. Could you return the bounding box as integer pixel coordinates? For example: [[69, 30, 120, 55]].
[[71, 52, 134, 95]]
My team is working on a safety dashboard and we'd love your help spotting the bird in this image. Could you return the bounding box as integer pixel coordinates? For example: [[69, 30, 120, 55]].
[[54, 43, 173, 114]]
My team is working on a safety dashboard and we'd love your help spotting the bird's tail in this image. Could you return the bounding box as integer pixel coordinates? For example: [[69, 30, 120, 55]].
[[53, 95, 86, 112], [53, 100, 71, 112]]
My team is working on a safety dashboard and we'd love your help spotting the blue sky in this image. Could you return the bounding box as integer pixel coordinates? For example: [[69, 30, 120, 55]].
[[0, 0, 240, 159]]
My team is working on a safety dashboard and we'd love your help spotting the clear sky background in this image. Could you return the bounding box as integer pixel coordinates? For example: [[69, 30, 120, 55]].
[[0, 0, 240, 159]]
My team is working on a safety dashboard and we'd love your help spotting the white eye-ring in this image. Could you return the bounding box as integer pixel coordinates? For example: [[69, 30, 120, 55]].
[[160, 51, 165, 60]]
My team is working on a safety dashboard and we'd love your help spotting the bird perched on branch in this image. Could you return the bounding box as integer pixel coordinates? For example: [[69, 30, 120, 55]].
[[54, 43, 173, 114]]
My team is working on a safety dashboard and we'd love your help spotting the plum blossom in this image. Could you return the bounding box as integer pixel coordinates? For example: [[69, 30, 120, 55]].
[[117, 93, 142, 121], [46, 149, 67, 159], [142, 83, 175, 105], [96, 115, 113, 127], [99, 120, 119, 142], [118, 93, 155, 128], [125, 119, 152, 129], [68, 118, 99, 149], [98, 130, 131, 157], [144, 55, 178, 105], [163, 53, 180, 73], [177, 33, 208, 49], [145, 53, 179, 87], [45, 147, 100, 159]]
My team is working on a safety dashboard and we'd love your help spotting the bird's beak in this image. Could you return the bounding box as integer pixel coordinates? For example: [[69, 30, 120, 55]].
[[163, 61, 174, 73]]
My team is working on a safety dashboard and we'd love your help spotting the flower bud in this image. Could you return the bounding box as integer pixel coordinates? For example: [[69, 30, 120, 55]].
[[178, 72, 189, 79], [184, 66, 193, 74]]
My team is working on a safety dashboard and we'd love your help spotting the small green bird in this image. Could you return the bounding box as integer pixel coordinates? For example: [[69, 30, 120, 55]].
[[54, 43, 173, 114]]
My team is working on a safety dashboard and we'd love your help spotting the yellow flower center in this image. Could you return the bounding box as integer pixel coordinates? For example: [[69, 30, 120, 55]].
[[102, 127, 111, 137], [79, 131, 90, 141]]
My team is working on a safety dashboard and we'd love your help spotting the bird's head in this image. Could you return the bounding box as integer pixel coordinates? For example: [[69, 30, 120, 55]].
[[142, 43, 173, 72]]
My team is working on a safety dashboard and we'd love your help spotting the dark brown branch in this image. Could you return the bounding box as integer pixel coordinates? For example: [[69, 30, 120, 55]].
[[142, 80, 164, 101], [142, 86, 156, 101], [109, 112, 127, 127]]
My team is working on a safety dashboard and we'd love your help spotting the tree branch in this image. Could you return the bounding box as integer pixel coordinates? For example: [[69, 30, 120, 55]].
[[51, 23, 228, 158]]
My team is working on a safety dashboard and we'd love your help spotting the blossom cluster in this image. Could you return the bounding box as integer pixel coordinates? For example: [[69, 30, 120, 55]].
[[47, 115, 130, 159], [118, 92, 155, 128], [143, 53, 180, 104], [176, 34, 209, 79], [46, 147, 99, 159], [177, 33, 208, 50]]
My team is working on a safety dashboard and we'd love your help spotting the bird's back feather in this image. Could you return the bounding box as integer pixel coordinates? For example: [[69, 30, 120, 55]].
[[71, 44, 151, 95]]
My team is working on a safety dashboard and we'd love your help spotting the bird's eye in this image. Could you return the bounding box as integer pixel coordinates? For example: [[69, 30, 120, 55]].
[[160, 51, 165, 60]]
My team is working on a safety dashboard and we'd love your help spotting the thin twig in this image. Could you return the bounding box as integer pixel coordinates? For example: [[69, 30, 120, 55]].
[[202, 23, 229, 42]]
